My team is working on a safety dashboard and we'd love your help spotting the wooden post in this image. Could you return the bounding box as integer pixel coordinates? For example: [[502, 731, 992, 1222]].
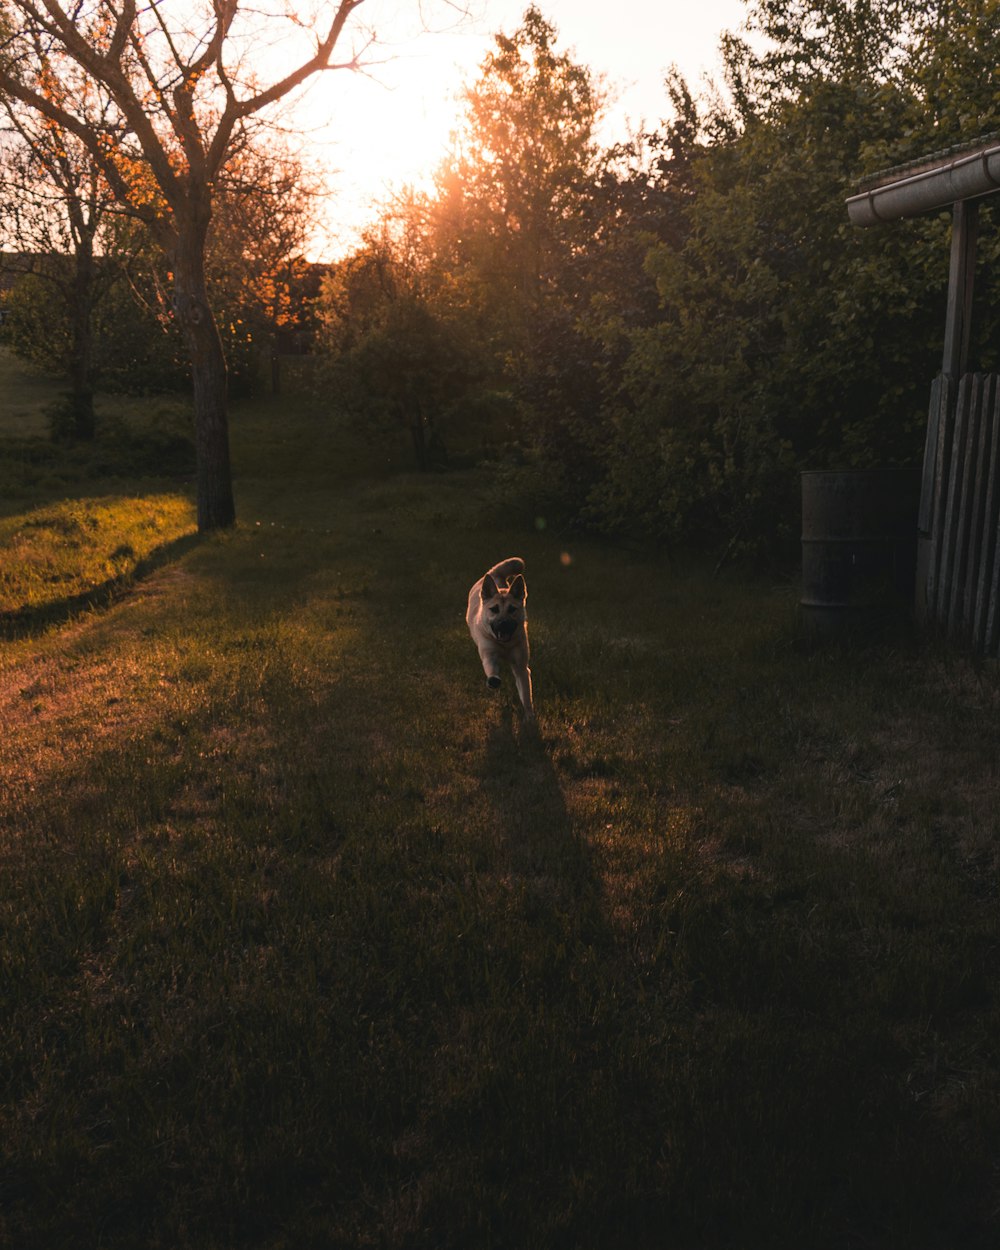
[[942, 198, 979, 380]]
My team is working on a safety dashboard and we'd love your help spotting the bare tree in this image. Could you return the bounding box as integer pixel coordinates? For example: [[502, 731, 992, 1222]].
[[0, 0, 371, 530]]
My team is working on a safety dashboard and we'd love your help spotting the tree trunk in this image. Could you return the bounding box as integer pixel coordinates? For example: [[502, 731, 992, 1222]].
[[172, 227, 236, 532], [69, 236, 96, 440]]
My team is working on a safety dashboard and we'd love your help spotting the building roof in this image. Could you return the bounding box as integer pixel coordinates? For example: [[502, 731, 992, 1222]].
[[847, 133, 1000, 227]]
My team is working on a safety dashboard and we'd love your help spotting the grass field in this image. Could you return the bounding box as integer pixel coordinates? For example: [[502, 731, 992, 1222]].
[[2, 351, 1000, 1248]]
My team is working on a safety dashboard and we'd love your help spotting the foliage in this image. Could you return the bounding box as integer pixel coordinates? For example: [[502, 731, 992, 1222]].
[[318, 8, 605, 473], [526, 0, 1000, 554], [2, 256, 185, 395], [318, 227, 483, 469], [206, 143, 326, 396], [320, 1, 996, 554], [0, 72, 119, 439], [435, 5, 603, 318]]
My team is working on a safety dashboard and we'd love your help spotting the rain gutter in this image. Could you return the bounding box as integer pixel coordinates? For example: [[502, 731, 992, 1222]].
[[846, 142, 1000, 226]]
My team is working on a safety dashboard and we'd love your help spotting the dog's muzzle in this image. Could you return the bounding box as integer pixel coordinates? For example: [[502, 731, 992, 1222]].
[[491, 620, 516, 641]]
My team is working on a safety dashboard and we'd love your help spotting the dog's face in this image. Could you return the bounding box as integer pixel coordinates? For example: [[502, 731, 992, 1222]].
[[481, 572, 527, 641]]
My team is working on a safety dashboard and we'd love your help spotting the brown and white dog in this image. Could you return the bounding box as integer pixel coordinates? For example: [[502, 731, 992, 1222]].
[[466, 557, 534, 719]]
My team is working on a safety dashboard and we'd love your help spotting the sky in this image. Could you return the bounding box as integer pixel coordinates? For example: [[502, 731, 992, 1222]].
[[291, 0, 751, 259]]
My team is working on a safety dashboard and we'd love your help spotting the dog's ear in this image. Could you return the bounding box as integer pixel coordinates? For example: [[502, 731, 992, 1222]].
[[481, 574, 498, 600], [509, 574, 526, 602]]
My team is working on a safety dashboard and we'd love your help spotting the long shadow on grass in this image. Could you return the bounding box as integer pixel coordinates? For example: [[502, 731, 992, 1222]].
[[0, 531, 200, 640], [480, 706, 599, 894], [432, 706, 629, 1241]]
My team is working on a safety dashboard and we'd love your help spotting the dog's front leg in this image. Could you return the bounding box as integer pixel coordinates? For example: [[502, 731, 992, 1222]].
[[478, 645, 503, 690]]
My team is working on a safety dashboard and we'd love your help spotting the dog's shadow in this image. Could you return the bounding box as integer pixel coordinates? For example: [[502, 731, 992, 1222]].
[[480, 704, 599, 907]]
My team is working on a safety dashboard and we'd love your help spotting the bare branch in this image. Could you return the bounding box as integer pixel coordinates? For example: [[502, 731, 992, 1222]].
[[232, 0, 369, 120], [108, 0, 137, 61]]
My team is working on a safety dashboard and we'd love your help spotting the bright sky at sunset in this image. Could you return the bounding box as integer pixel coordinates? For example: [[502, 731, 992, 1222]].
[[292, 0, 750, 259]]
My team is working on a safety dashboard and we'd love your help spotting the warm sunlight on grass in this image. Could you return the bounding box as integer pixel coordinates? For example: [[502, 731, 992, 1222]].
[[0, 494, 195, 617]]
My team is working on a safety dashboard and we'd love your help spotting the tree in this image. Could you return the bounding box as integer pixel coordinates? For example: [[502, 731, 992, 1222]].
[[2, 128, 324, 404], [316, 10, 604, 471], [0, 76, 121, 438], [318, 224, 479, 469], [431, 6, 603, 356], [722, 0, 917, 116], [572, 0, 965, 555], [0, 0, 371, 530]]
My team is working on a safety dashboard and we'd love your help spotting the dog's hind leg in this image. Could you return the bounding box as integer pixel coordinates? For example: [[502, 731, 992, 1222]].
[[511, 660, 534, 719]]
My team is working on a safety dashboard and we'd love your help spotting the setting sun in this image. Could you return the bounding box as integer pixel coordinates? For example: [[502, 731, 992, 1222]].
[[295, 48, 467, 255], [287, 0, 748, 258]]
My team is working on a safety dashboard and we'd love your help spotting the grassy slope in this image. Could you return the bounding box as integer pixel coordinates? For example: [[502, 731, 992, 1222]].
[[1, 379, 1000, 1248]]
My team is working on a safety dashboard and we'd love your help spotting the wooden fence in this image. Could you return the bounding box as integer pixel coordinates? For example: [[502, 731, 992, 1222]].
[[920, 372, 1000, 654]]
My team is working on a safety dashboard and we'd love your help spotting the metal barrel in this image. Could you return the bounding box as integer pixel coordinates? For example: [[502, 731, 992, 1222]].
[[801, 469, 921, 633]]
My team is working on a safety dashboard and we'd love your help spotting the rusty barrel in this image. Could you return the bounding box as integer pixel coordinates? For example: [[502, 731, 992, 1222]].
[[801, 469, 921, 633]]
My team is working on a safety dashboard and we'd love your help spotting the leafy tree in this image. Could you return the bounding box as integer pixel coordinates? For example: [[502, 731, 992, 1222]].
[[888, 0, 1000, 375], [430, 6, 603, 365], [722, 0, 917, 114], [580, 1, 958, 554], [318, 9, 603, 470], [207, 143, 324, 395], [318, 226, 480, 468], [322, 0, 1000, 559]]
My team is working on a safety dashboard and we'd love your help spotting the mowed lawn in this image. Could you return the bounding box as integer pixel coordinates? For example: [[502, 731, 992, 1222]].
[[2, 364, 1000, 1248]]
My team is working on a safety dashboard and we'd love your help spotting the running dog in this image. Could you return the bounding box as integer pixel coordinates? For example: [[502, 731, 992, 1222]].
[[466, 557, 534, 719]]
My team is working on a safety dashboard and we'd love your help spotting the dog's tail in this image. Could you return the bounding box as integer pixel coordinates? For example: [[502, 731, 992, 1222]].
[[486, 557, 525, 587]]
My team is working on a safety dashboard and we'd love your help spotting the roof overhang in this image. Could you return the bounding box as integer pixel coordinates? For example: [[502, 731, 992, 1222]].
[[847, 139, 1000, 227]]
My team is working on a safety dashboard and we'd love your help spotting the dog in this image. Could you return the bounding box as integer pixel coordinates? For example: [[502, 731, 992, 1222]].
[[466, 557, 534, 719]]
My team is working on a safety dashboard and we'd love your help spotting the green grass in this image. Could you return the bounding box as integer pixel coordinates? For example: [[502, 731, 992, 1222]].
[[2, 363, 1000, 1248], [0, 494, 195, 621]]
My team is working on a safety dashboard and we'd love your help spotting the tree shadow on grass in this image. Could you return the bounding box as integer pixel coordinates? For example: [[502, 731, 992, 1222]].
[[0, 531, 201, 641]]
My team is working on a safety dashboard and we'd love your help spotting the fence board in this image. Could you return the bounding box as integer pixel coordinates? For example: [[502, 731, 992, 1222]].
[[986, 465, 1000, 655], [962, 374, 993, 635], [919, 374, 944, 535], [947, 374, 983, 634], [975, 375, 995, 650], [937, 374, 973, 623], [970, 378, 999, 650], [927, 374, 957, 615], [916, 371, 1000, 652]]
